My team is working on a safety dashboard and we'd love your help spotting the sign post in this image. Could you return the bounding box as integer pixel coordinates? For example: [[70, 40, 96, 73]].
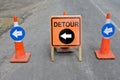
[[50, 12, 82, 61]]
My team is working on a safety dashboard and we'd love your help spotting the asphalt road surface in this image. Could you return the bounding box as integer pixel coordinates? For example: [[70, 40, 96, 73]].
[[0, 0, 120, 80]]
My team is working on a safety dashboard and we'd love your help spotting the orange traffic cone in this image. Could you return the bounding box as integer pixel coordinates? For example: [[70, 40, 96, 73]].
[[94, 12, 115, 59], [61, 11, 69, 49], [63, 11, 67, 15], [95, 38, 115, 59], [106, 12, 111, 24], [10, 42, 31, 62], [10, 16, 31, 62], [56, 12, 73, 53], [13, 16, 19, 27]]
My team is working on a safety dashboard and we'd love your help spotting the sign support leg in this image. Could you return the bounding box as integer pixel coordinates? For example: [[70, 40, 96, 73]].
[[78, 47, 82, 62], [51, 47, 54, 62]]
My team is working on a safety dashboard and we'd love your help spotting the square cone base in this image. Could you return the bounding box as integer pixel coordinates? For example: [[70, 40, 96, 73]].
[[10, 53, 31, 63], [56, 48, 73, 53], [95, 50, 115, 60]]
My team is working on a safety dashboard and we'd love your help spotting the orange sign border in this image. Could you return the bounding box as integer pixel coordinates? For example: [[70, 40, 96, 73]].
[[51, 15, 82, 47]]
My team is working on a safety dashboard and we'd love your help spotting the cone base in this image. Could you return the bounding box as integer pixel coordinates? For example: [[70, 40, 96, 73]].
[[95, 50, 115, 60], [56, 48, 73, 53], [10, 53, 31, 63]]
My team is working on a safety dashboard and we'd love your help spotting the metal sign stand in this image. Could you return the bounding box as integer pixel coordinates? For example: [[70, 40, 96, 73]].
[[78, 47, 82, 61], [51, 47, 54, 62]]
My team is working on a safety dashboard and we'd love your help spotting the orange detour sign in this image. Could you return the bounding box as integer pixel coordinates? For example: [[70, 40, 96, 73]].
[[51, 15, 81, 47], [50, 13, 82, 62]]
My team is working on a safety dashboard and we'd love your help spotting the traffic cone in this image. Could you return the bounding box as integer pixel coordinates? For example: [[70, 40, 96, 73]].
[[106, 12, 111, 23], [62, 11, 69, 50], [10, 16, 31, 62], [56, 12, 73, 53], [56, 47, 73, 53], [94, 12, 115, 59], [63, 11, 67, 15], [95, 38, 115, 59], [10, 42, 31, 62], [13, 16, 19, 27]]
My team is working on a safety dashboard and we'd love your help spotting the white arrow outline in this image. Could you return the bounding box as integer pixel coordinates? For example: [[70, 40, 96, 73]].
[[104, 27, 113, 35], [12, 29, 22, 38], [61, 33, 72, 39]]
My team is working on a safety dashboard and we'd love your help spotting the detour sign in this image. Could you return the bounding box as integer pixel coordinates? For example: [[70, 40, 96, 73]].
[[51, 15, 82, 47]]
